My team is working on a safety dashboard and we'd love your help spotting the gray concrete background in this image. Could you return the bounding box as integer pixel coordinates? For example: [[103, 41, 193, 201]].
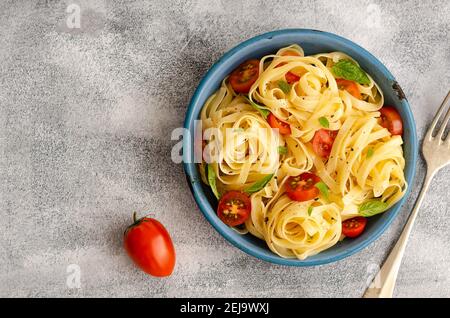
[[0, 0, 449, 298]]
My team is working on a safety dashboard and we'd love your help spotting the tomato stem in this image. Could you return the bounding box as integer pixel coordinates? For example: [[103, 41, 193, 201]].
[[133, 211, 138, 223]]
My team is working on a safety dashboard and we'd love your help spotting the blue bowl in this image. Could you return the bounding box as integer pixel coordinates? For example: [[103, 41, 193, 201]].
[[183, 29, 418, 266]]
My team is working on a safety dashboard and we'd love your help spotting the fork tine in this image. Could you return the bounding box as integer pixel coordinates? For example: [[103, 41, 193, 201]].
[[427, 90, 450, 139], [438, 102, 450, 141]]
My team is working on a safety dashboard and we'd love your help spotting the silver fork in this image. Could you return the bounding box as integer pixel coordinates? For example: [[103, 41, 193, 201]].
[[364, 90, 450, 298]]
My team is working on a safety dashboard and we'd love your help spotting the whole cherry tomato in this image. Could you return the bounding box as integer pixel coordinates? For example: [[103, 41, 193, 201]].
[[124, 213, 176, 277]]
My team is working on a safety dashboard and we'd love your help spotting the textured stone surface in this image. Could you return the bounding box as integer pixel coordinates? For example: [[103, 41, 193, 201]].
[[0, 0, 449, 298]]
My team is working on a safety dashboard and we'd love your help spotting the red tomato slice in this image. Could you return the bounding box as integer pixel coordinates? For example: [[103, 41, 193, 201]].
[[342, 216, 367, 238], [217, 191, 251, 227], [312, 129, 338, 159], [277, 51, 301, 83], [285, 71, 300, 84], [336, 79, 362, 99], [285, 173, 321, 202], [229, 59, 260, 94], [379, 106, 403, 135], [268, 113, 291, 135]]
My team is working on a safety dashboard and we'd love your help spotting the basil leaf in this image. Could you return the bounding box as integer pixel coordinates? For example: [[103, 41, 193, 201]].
[[318, 117, 329, 128], [277, 80, 291, 94], [243, 97, 270, 119], [359, 200, 389, 217], [244, 174, 274, 194], [315, 181, 329, 200], [207, 164, 220, 200], [307, 206, 313, 216], [367, 147, 374, 158], [278, 146, 288, 155], [332, 60, 370, 85]]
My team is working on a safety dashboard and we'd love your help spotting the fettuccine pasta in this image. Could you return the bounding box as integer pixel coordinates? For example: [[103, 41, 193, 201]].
[[199, 45, 407, 260]]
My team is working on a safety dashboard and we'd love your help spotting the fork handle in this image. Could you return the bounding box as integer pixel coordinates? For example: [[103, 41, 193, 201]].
[[363, 169, 435, 298]]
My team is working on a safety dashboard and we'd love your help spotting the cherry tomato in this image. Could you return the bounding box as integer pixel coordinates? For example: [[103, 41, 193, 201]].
[[285, 172, 321, 202], [336, 79, 362, 99], [312, 129, 338, 159], [229, 59, 260, 94], [217, 191, 251, 227], [342, 216, 367, 238], [124, 213, 176, 277], [285, 71, 300, 84], [276, 50, 301, 83], [379, 106, 403, 135], [268, 113, 291, 135]]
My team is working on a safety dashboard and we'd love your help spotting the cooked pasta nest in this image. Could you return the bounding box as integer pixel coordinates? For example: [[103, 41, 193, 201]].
[[199, 45, 407, 260]]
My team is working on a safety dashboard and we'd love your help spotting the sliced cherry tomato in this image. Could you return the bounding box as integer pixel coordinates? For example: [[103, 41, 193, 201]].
[[285, 71, 300, 84], [285, 172, 321, 202], [229, 59, 259, 94], [342, 216, 367, 238], [268, 113, 291, 135], [217, 191, 251, 227], [312, 129, 338, 159], [276, 51, 301, 83], [379, 106, 403, 135], [336, 79, 362, 99], [124, 213, 176, 277]]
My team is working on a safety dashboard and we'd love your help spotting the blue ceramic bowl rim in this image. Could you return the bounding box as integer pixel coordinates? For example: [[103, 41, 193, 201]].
[[183, 29, 418, 266]]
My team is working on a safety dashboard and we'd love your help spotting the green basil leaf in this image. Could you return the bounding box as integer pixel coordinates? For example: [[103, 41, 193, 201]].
[[307, 206, 313, 216], [207, 164, 220, 200], [277, 80, 291, 94], [315, 181, 329, 200], [359, 200, 389, 217], [332, 60, 370, 85], [367, 147, 374, 158], [318, 117, 330, 128], [243, 97, 271, 119], [278, 146, 288, 155], [244, 174, 274, 194]]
